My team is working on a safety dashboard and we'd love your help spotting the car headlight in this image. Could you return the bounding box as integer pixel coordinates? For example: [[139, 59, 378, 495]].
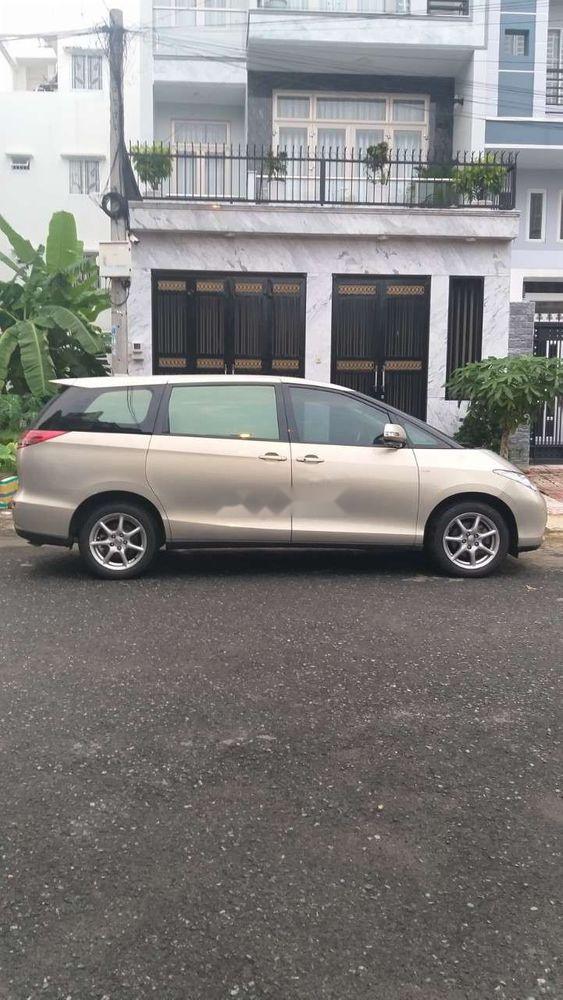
[[493, 469, 540, 493]]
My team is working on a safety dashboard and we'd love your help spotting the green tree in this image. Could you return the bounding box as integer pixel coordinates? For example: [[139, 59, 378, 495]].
[[447, 355, 563, 459], [0, 211, 110, 398]]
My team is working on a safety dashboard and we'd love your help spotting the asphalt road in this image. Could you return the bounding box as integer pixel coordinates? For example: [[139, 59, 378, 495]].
[[0, 526, 562, 1000]]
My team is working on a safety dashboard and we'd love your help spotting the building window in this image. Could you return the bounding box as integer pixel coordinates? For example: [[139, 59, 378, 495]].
[[504, 29, 529, 57], [172, 120, 230, 145], [9, 155, 31, 171], [528, 191, 545, 241], [69, 159, 100, 194], [154, 0, 232, 29], [71, 53, 102, 90], [446, 277, 484, 395], [547, 29, 562, 105], [273, 91, 429, 154]]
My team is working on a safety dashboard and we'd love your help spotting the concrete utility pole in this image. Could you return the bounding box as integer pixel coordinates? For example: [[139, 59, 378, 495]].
[[108, 8, 128, 375]]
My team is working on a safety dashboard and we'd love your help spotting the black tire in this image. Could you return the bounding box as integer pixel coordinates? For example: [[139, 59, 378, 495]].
[[426, 500, 510, 578], [78, 500, 159, 580]]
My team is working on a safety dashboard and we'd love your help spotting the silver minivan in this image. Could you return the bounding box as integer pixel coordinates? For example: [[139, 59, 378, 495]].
[[13, 375, 546, 579]]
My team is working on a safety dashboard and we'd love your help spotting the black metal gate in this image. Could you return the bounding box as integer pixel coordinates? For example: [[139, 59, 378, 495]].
[[152, 272, 306, 377], [331, 276, 430, 419], [531, 322, 563, 463]]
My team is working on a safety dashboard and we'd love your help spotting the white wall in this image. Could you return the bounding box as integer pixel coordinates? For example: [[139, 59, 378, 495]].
[[511, 168, 563, 276], [128, 229, 512, 435], [0, 89, 110, 252]]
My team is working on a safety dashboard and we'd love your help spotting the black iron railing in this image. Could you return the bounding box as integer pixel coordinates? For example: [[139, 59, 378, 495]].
[[547, 67, 563, 106], [128, 146, 516, 210]]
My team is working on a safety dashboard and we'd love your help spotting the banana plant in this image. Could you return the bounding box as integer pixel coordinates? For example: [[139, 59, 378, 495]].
[[0, 211, 110, 397]]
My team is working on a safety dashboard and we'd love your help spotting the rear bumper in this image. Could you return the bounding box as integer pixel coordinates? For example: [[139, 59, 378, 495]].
[[14, 525, 71, 547]]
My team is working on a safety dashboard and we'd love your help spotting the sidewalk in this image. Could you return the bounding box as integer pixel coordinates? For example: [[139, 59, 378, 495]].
[[526, 465, 563, 535]]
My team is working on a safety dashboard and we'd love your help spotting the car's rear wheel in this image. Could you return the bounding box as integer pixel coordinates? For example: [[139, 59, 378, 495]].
[[78, 502, 158, 579], [426, 501, 510, 578]]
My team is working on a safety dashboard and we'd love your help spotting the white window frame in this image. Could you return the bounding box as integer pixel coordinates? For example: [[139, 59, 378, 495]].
[[503, 28, 529, 57], [527, 189, 546, 242], [153, 0, 237, 29], [71, 51, 103, 91], [558, 190, 563, 242], [171, 119, 231, 148], [68, 158, 101, 195], [170, 120, 231, 198], [272, 90, 430, 153], [548, 27, 561, 68]]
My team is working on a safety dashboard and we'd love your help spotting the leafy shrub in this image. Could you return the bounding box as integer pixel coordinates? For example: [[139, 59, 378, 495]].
[[447, 355, 563, 457], [0, 440, 17, 476], [0, 393, 43, 432], [130, 144, 173, 188], [454, 402, 502, 453], [452, 156, 507, 203]]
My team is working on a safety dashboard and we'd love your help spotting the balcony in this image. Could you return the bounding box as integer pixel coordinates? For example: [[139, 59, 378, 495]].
[[128, 145, 516, 210], [247, 1, 481, 75]]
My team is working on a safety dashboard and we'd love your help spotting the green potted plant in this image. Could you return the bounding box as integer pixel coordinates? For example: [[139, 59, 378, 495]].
[[447, 355, 563, 458], [414, 164, 456, 207], [451, 155, 507, 206], [363, 142, 390, 185], [256, 150, 288, 201], [130, 143, 173, 192]]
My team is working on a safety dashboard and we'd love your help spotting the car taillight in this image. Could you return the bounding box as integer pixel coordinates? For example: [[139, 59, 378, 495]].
[[18, 429, 67, 449]]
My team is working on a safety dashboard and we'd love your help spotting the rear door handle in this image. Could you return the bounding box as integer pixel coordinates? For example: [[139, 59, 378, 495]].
[[296, 454, 324, 464], [259, 451, 287, 462]]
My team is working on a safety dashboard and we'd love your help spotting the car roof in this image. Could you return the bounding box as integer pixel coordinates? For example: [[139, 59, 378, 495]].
[[51, 374, 355, 391]]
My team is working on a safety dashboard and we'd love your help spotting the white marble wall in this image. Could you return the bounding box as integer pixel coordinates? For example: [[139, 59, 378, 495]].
[[128, 232, 512, 435]]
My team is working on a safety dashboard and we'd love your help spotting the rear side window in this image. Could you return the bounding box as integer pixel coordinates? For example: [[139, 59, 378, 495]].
[[37, 386, 159, 434], [167, 384, 280, 440]]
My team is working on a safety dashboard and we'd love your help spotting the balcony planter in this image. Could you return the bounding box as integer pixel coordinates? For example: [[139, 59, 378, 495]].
[[414, 164, 457, 207], [451, 158, 508, 207], [256, 151, 288, 202], [363, 142, 390, 185], [130, 143, 173, 194]]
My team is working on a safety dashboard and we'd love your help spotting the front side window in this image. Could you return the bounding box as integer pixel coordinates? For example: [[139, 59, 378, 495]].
[[72, 53, 103, 90], [400, 417, 453, 449], [167, 384, 280, 440], [38, 387, 158, 434], [288, 386, 389, 446], [69, 159, 100, 194]]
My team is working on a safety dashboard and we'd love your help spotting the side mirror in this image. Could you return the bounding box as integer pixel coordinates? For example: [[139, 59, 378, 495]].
[[382, 423, 407, 449]]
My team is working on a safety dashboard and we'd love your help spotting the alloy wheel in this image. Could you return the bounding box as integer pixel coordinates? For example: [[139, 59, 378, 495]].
[[442, 512, 500, 571], [88, 513, 148, 572]]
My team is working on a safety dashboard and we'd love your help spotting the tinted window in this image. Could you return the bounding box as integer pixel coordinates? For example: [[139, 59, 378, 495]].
[[38, 386, 158, 434], [288, 386, 388, 446], [167, 384, 280, 440], [401, 417, 453, 449]]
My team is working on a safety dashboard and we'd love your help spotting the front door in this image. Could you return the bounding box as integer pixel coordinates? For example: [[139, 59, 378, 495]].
[[284, 383, 419, 545], [331, 276, 430, 419], [152, 272, 306, 378], [146, 382, 292, 543]]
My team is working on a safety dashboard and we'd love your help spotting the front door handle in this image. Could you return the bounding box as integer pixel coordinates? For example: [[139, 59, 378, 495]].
[[296, 454, 324, 464], [259, 451, 287, 462]]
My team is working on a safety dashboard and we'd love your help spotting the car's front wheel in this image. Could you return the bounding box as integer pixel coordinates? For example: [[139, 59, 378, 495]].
[[426, 501, 510, 578], [78, 502, 159, 579]]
